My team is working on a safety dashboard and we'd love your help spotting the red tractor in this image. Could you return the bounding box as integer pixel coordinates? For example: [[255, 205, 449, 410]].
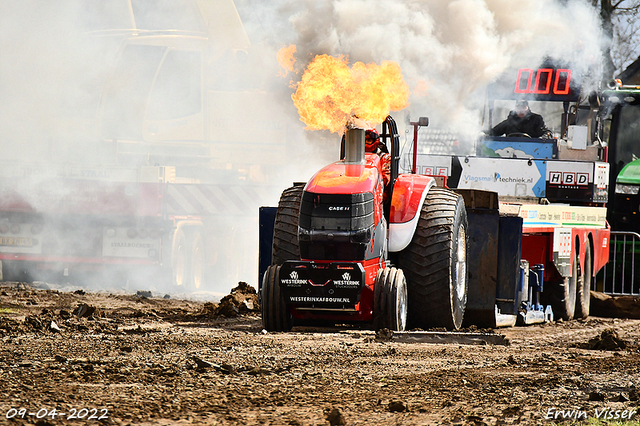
[[260, 116, 468, 331]]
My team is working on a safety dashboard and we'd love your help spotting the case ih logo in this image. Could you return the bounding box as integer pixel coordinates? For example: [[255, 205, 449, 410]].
[[549, 172, 589, 186]]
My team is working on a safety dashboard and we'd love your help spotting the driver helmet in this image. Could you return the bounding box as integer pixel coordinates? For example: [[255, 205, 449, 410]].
[[365, 129, 380, 152]]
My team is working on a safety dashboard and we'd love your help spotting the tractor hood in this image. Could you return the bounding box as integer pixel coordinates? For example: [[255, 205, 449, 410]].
[[617, 158, 640, 185], [305, 156, 381, 196]]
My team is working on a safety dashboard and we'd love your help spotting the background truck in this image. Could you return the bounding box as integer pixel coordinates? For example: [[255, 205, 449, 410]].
[[0, 0, 291, 294], [589, 82, 640, 294], [408, 61, 611, 327], [259, 60, 612, 330]]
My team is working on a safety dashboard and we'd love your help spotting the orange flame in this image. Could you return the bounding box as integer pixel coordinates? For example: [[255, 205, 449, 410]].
[[291, 54, 410, 133], [277, 45, 297, 77]]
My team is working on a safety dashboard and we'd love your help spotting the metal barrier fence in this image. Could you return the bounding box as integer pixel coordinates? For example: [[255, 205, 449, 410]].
[[595, 231, 640, 295]]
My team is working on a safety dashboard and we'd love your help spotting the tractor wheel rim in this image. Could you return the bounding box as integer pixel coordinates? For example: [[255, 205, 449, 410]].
[[455, 226, 467, 299], [398, 278, 407, 331]]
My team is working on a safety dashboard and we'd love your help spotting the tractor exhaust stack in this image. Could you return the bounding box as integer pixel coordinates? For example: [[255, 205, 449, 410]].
[[344, 126, 365, 177]]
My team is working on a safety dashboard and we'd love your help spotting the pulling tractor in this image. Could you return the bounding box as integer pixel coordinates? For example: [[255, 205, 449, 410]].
[[260, 112, 610, 331], [260, 116, 468, 331], [259, 61, 612, 331]]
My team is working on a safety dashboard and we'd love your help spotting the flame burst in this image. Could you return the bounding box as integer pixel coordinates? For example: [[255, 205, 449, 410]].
[[292, 54, 409, 133], [277, 45, 297, 77]]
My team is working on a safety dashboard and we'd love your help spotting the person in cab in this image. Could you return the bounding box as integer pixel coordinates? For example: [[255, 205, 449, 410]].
[[365, 129, 390, 187], [490, 100, 551, 138]]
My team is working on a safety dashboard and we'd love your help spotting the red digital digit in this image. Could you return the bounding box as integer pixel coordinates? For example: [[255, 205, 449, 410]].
[[553, 69, 571, 95], [514, 68, 533, 94], [534, 68, 553, 94]]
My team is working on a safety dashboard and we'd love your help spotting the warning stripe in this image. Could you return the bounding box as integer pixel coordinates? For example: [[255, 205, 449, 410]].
[[197, 185, 227, 214], [164, 184, 270, 216]]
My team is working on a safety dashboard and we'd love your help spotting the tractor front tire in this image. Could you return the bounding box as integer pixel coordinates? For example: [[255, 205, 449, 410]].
[[373, 267, 408, 331], [398, 187, 468, 330], [261, 265, 292, 332], [272, 184, 304, 265]]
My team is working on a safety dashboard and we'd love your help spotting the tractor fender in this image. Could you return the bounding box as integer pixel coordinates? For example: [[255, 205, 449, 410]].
[[388, 174, 436, 252]]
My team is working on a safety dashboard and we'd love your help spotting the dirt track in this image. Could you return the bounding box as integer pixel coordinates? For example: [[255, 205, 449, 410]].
[[1, 283, 640, 425]]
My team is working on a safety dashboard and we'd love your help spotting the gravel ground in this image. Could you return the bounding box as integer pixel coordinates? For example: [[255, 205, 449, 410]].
[[1, 283, 640, 425]]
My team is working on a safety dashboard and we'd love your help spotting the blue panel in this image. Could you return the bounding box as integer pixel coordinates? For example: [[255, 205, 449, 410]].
[[481, 137, 556, 160], [532, 160, 547, 197], [258, 207, 277, 290]]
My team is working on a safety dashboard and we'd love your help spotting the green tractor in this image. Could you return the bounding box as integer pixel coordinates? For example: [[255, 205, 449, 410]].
[[594, 83, 640, 292]]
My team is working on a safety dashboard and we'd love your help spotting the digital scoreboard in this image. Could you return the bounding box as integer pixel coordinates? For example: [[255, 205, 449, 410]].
[[489, 61, 581, 102]]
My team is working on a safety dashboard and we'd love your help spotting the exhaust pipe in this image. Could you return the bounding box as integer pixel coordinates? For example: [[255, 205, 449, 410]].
[[344, 126, 365, 177]]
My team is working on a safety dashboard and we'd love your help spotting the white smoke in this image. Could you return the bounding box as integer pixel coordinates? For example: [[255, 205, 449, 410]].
[[0, 0, 606, 298], [265, 0, 604, 139]]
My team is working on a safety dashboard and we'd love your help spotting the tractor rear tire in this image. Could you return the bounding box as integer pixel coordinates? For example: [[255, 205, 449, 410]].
[[373, 267, 408, 331], [575, 242, 592, 319], [272, 184, 304, 265], [398, 187, 468, 330], [261, 265, 292, 331]]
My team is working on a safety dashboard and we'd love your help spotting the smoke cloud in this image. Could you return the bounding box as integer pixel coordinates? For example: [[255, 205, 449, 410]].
[[0, 0, 606, 298], [0, 1, 308, 297], [278, 0, 603, 140]]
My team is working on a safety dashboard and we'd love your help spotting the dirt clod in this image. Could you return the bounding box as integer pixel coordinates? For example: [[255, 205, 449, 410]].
[[73, 303, 96, 318], [326, 408, 346, 425], [585, 328, 628, 350], [589, 391, 606, 401], [388, 400, 407, 412], [136, 290, 152, 298], [375, 328, 393, 342], [611, 393, 629, 402], [198, 282, 259, 318]]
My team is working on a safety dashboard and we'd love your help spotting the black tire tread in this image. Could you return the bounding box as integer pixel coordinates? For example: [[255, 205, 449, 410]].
[[373, 268, 391, 330], [272, 184, 304, 265], [398, 187, 468, 330], [261, 265, 292, 331]]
